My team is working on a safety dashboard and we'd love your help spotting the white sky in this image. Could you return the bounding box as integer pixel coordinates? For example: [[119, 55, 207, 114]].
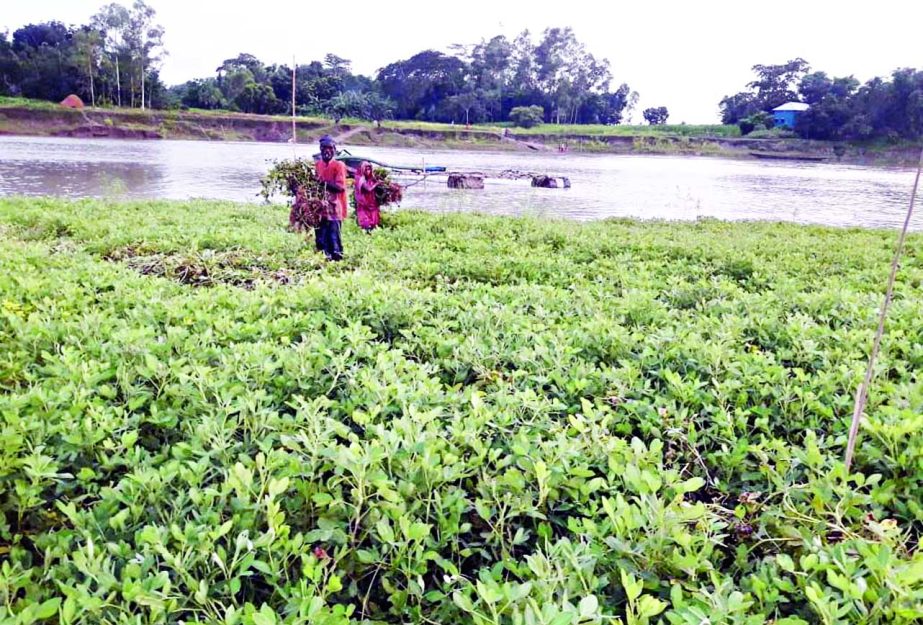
[[3, 0, 922, 123]]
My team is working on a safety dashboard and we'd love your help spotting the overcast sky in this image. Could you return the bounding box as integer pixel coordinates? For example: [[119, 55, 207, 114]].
[[4, 0, 922, 123]]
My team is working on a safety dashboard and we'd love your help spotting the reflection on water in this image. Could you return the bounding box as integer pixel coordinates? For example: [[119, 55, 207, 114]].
[[5, 160, 166, 197], [0, 135, 918, 229]]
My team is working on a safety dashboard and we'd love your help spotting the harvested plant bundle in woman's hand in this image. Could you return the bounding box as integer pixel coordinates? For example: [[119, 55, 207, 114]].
[[260, 158, 327, 231], [372, 167, 403, 206]]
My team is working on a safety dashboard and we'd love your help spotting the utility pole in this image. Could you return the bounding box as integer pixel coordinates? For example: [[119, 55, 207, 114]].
[[291, 56, 297, 144]]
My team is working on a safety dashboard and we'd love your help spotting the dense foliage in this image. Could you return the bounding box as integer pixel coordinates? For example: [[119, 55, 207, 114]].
[[258, 158, 327, 231], [719, 59, 923, 142], [0, 1, 167, 109], [1, 6, 636, 126], [369, 170, 403, 207], [7, 0, 923, 137], [1, 197, 922, 624], [509, 106, 545, 128], [642, 107, 669, 125]]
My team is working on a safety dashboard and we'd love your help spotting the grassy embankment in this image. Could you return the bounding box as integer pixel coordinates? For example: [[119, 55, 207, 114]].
[[4, 96, 919, 164]]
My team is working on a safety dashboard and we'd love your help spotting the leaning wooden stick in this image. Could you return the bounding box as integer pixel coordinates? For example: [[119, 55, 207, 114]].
[[844, 145, 923, 473]]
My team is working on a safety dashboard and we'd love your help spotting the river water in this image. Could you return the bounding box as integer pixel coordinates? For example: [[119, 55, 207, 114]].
[[0, 135, 918, 229]]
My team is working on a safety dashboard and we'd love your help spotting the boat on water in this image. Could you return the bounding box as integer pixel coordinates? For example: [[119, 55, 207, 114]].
[[312, 149, 447, 175], [749, 151, 827, 162]]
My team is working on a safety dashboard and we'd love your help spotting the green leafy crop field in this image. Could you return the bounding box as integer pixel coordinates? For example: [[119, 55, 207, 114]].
[[1, 198, 921, 624]]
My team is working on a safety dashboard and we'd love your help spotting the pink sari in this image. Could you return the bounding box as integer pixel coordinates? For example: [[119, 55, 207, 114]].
[[354, 161, 381, 230]]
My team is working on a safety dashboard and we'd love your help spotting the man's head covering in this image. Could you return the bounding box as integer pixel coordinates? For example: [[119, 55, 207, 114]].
[[319, 134, 336, 148]]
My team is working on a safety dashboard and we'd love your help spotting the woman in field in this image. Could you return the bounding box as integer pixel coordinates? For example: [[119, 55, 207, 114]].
[[354, 161, 382, 232]]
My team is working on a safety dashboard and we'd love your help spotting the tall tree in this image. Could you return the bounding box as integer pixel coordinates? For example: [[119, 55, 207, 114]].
[[127, 0, 164, 110], [11, 22, 78, 101], [72, 27, 103, 106], [172, 77, 225, 109], [747, 58, 810, 110], [720, 58, 811, 123], [237, 81, 280, 114], [11, 22, 70, 50], [442, 89, 487, 125], [509, 30, 538, 100], [0, 32, 22, 95], [624, 89, 640, 124], [642, 106, 669, 125], [469, 35, 512, 120], [323, 54, 351, 82], [798, 71, 833, 105], [533, 28, 611, 124], [580, 83, 632, 124], [376, 50, 467, 120], [92, 3, 131, 106], [218, 53, 266, 83], [364, 91, 395, 127], [718, 92, 759, 124]]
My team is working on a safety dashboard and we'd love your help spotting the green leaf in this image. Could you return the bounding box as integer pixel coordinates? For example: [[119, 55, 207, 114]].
[[34, 597, 62, 620], [621, 570, 642, 602], [801, 553, 819, 571], [121, 430, 138, 448], [804, 584, 822, 604], [776, 553, 795, 572], [231, 463, 253, 495], [194, 579, 209, 605], [898, 559, 923, 585], [267, 477, 289, 499], [477, 580, 503, 605], [511, 582, 533, 601], [357, 549, 379, 563], [212, 519, 234, 540], [638, 595, 667, 618], [376, 519, 395, 544], [578, 595, 598, 618], [675, 477, 705, 495], [406, 522, 430, 542], [61, 597, 77, 625], [252, 560, 274, 576], [252, 604, 278, 625], [826, 570, 851, 593], [377, 486, 401, 503], [452, 591, 474, 612], [312, 492, 334, 506]]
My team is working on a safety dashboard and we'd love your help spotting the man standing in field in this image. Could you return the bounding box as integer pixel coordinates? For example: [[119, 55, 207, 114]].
[[315, 135, 347, 260]]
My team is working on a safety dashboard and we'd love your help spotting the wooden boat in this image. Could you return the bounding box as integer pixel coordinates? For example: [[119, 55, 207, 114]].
[[749, 151, 827, 162], [313, 150, 447, 175]]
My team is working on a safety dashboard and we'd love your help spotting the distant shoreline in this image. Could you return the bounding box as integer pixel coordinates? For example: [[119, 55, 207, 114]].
[[1, 103, 918, 167]]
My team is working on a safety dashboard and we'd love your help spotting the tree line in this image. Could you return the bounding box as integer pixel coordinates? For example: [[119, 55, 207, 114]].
[[20, 3, 920, 139], [719, 58, 923, 141], [0, 1, 166, 109], [2, 5, 661, 126]]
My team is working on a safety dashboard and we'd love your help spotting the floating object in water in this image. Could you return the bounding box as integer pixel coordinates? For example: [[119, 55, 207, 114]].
[[447, 173, 484, 189], [531, 175, 571, 189], [749, 151, 826, 162]]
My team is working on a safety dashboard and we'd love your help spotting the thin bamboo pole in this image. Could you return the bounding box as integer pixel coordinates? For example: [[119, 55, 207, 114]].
[[291, 56, 297, 145], [844, 146, 923, 472]]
